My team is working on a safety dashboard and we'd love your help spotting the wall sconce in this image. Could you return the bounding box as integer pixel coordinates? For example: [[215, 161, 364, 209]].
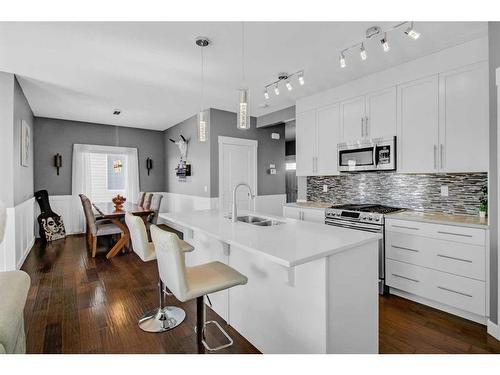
[[54, 153, 62, 175], [146, 157, 153, 175]]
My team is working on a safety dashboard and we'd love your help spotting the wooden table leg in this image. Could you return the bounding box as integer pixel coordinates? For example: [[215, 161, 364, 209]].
[[106, 219, 130, 259]]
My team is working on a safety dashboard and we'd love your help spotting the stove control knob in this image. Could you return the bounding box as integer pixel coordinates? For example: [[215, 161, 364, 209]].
[[368, 217, 373, 221]]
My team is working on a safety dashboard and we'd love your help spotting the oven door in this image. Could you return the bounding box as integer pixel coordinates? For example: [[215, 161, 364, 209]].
[[325, 218, 386, 294], [338, 146, 376, 172]]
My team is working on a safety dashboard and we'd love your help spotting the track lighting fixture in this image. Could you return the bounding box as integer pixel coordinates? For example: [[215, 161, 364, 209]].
[[263, 70, 305, 99], [381, 33, 390, 52], [338, 22, 420, 70], [360, 43, 367, 61], [405, 22, 420, 40]]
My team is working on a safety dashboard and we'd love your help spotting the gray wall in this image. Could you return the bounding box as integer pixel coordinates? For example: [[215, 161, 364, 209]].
[[256, 105, 295, 128], [163, 114, 211, 197], [488, 22, 500, 324], [34, 117, 165, 195], [209, 108, 285, 197], [13, 77, 34, 206], [0, 72, 15, 207]]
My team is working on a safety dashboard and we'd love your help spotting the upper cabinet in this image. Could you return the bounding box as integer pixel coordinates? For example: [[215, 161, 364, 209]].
[[397, 75, 440, 173], [340, 87, 397, 142], [296, 105, 340, 177], [438, 62, 489, 173]]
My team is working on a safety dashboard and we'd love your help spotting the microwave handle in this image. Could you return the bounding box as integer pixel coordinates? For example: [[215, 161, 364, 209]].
[[373, 146, 377, 166]]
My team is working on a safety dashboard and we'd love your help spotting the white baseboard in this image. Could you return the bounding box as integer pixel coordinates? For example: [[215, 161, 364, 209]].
[[389, 287, 487, 325], [487, 319, 500, 341]]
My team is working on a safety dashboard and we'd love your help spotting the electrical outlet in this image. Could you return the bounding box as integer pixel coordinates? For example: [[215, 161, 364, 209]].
[[441, 185, 449, 197], [270, 168, 276, 175], [323, 185, 328, 193]]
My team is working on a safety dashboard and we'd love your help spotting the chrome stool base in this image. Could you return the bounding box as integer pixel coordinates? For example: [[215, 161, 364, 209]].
[[195, 295, 234, 351], [138, 306, 186, 333]]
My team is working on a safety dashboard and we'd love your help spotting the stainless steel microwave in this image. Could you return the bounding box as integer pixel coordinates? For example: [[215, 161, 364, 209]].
[[337, 136, 396, 172]]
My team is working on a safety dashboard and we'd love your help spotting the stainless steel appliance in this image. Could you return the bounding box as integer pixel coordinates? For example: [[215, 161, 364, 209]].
[[338, 136, 396, 172], [325, 204, 404, 294]]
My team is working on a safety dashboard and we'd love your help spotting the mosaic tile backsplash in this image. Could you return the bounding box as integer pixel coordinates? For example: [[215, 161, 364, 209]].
[[307, 173, 487, 216]]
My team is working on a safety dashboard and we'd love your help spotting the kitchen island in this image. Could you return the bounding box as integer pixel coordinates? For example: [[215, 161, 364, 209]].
[[159, 209, 381, 354]]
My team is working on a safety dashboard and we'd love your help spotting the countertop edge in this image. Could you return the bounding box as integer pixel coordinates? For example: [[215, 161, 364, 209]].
[[386, 213, 489, 229]]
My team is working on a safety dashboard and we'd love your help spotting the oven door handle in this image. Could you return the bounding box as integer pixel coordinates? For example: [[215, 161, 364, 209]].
[[325, 219, 383, 232]]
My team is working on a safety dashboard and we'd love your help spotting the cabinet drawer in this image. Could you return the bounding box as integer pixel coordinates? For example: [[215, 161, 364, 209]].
[[386, 259, 485, 316], [386, 231, 486, 280], [386, 219, 486, 246]]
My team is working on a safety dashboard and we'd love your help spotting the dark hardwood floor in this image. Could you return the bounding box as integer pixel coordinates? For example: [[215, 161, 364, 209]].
[[21, 230, 500, 354]]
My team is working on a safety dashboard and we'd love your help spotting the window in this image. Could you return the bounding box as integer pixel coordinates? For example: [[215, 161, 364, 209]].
[[89, 153, 127, 202], [285, 162, 296, 171]]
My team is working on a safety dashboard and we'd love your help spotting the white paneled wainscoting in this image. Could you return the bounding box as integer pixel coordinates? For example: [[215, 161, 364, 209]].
[[0, 197, 35, 271]]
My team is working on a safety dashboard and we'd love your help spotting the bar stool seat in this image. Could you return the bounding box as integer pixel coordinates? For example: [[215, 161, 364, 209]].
[[150, 225, 247, 352]]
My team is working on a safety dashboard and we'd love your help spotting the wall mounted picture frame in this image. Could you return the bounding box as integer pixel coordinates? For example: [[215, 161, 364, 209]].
[[21, 120, 30, 167]]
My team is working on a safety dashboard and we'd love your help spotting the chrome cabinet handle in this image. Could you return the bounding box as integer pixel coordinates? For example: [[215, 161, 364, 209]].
[[437, 286, 472, 298], [437, 254, 473, 263], [365, 116, 369, 138], [437, 231, 473, 238], [392, 224, 419, 230], [392, 274, 419, 283], [440, 144, 444, 169], [392, 245, 419, 253], [434, 145, 437, 169], [361, 117, 364, 137]]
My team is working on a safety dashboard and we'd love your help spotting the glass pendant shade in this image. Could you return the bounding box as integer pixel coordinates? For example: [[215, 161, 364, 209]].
[[198, 110, 208, 142], [237, 89, 250, 130]]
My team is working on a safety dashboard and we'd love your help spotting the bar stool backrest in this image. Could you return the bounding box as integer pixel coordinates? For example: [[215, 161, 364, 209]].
[[150, 225, 189, 302], [125, 213, 151, 260]]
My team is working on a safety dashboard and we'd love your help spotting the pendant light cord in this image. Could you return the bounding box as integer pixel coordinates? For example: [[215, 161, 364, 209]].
[[241, 22, 246, 86], [200, 45, 204, 112]]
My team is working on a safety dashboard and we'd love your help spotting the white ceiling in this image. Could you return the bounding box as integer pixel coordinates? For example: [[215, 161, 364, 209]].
[[0, 22, 487, 131]]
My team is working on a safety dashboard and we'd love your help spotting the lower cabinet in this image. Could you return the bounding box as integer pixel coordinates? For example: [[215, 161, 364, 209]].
[[282, 205, 325, 224], [385, 218, 488, 323]]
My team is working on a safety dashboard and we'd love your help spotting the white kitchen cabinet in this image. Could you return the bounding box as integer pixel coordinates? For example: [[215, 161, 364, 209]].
[[316, 104, 340, 176], [283, 205, 325, 224], [438, 62, 489, 172], [365, 87, 397, 139], [340, 96, 365, 141], [296, 109, 316, 176], [397, 75, 440, 173], [385, 218, 488, 323]]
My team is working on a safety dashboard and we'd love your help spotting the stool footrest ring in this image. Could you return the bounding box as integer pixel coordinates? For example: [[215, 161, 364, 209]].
[[195, 320, 234, 351]]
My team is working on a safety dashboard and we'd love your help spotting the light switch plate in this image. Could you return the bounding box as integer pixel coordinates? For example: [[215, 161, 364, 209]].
[[271, 133, 280, 140], [323, 185, 328, 193], [270, 164, 276, 169], [270, 168, 276, 175], [441, 185, 449, 197]]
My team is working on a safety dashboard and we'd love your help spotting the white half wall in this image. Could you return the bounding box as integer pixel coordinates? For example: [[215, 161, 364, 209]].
[[0, 197, 35, 271]]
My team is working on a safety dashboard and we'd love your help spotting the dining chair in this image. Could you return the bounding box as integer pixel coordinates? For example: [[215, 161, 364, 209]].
[[147, 194, 163, 225], [143, 193, 153, 210], [137, 192, 146, 207], [79, 194, 123, 257]]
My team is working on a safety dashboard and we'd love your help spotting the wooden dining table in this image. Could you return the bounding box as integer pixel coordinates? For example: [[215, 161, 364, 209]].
[[92, 202, 154, 259]]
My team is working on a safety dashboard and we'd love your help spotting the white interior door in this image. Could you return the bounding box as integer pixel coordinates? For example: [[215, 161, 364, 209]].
[[218, 136, 257, 214]]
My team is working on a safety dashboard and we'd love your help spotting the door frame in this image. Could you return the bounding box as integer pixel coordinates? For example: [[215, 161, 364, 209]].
[[218, 136, 258, 212]]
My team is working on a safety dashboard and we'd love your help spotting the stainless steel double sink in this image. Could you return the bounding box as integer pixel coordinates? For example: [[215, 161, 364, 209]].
[[226, 215, 285, 226]]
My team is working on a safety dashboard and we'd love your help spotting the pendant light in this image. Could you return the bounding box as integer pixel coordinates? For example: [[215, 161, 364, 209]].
[[237, 22, 250, 130], [196, 37, 210, 142]]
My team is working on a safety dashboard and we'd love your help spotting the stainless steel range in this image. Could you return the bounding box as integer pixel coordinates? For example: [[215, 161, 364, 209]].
[[325, 204, 404, 294]]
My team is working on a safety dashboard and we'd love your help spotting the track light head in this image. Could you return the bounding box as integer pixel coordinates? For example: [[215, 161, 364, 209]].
[[405, 22, 420, 40], [285, 79, 293, 91], [339, 53, 346, 68], [298, 71, 305, 85], [381, 34, 390, 52], [274, 83, 280, 96], [264, 89, 269, 100], [360, 43, 367, 61]]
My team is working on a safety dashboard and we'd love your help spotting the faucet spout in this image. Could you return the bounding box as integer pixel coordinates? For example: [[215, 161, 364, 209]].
[[231, 183, 255, 222]]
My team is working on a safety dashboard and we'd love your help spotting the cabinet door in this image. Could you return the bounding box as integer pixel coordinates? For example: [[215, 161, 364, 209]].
[[301, 208, 325, 224], [397, 75, 439, 173], [340, 96, 365, 141], [296, 110, 317, 176], [439, 62, 489, 172], [283, 206, 302, 220], [316, 104, 340, 175], [365, 86, 397, 138]]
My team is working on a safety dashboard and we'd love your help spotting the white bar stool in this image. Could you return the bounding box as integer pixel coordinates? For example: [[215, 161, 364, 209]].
[[150, 225, 248, 352], [125, 213, 194, 333]]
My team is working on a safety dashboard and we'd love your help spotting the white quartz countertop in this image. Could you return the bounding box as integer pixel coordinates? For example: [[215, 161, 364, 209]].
[[386, 210, 489, 229], [159, 209, 381, 268], [283, 201, 331, 210]]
